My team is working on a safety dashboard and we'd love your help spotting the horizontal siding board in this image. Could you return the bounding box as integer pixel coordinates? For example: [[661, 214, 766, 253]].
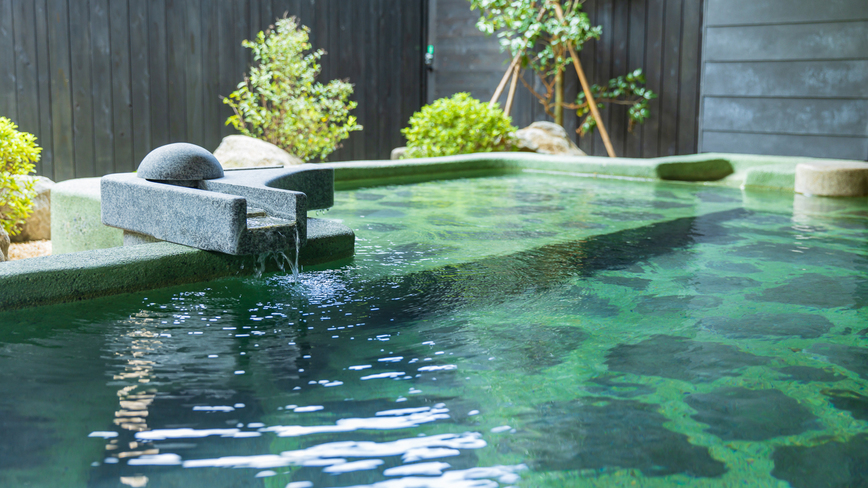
[[703, 97, 868, 137], [705, 21, 868, 62], [704, 60, 868, 98], [702, 130, 868, 160], [707, 0, 868, 26], [701, 0, 868, 160]]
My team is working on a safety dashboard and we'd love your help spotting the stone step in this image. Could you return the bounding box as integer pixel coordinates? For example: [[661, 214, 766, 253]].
[[246, 207, 267, 218]]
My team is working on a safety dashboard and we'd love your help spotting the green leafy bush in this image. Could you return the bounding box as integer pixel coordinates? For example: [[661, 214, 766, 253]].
[[223, 16, 362, 162], [577, 69, 656, 135], [401, 93, 517, 158], [0, 117, 40, 236]]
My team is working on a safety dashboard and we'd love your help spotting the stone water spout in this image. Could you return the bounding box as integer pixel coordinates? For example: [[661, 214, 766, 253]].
[[101, 143, 335, 255]]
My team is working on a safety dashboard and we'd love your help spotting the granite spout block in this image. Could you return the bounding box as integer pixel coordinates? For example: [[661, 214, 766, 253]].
[[101, 143, 335, 255]]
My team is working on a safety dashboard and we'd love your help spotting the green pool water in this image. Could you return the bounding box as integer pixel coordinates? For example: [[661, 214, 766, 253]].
[[2, 172, 868, 487]]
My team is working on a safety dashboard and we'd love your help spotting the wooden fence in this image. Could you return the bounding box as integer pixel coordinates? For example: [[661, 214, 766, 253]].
[[578, 0, 703, 158], [0, 0, 427, 182]]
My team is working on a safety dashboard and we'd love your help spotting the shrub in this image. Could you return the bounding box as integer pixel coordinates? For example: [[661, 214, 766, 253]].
[[401, 93, 517, 158], [223, 16, 362, 162], [0, 117, 40, 236]]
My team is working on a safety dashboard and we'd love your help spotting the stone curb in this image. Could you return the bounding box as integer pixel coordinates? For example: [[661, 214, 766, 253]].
[[0, 218, 353, 311], [4, 151, 866, 312]]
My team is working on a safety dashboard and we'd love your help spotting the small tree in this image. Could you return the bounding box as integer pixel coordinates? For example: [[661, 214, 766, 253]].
[[223, 16, 362, 162], [471, 0, 655, 139], [0, 117, 40, 236]]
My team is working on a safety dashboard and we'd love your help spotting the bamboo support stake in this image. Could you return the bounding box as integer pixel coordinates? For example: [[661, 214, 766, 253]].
[[550, 1, 616, 157], [489, 53, 522, 107], [490, 6, 547, 107], [503, 63, 520, 116]]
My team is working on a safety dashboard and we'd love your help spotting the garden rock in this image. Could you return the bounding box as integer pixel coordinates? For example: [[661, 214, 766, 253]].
[[5, 175, 54, 243], [391, 147, 407, 160], [213, 135, 303, 169], [514, 121, 586, 156], [0, 226, 8, 261]]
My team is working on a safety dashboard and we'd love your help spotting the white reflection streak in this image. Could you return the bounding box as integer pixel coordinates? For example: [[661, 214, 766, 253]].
[[137, 408, 452, 443], [180, 432, 486, 469], [263, 408, 451, 437], [343, 465, 528, 488], [383, 462, 451, 476]]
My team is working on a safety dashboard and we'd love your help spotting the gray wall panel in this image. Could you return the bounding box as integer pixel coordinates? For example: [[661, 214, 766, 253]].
[[707, 0, 868, 26], [704, 60, 868, 98], [702, 131, 868, 160], [703, 97, 868, 137], [705, 22, 868, 62], [700, 1, 868, 160]]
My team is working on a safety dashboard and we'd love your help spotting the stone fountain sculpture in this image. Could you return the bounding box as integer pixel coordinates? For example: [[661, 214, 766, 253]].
[[101, 143, 348, 258]]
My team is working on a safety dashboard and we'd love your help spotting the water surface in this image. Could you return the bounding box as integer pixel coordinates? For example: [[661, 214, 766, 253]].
[[2, 173, 867, 487]]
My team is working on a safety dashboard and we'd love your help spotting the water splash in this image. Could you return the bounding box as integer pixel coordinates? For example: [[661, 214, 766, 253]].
[[253, 226, 301, 281]]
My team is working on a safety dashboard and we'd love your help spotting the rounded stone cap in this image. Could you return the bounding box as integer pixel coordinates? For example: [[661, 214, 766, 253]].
[[794, 161, 868, 197], [137, 143, 224, 182]]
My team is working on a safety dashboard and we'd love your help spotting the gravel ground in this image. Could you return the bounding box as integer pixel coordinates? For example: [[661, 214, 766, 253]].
[[8, 240, 52, 260]]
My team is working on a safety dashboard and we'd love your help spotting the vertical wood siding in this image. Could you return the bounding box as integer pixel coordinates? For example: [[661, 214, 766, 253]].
[[1, 0, 427, 181], [428, 0, 704, 158], [699, 0, 868, 160]]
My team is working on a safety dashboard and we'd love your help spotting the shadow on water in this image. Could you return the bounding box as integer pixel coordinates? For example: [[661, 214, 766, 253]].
[[509, 398, 727, 478], [336, 208, 751, 328]]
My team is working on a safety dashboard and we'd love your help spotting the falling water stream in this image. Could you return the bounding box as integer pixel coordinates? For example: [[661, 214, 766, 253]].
[[255, 226, 301, 281]]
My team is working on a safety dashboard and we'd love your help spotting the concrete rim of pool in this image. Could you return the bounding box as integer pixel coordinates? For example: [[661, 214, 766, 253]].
[[1, 151, 867, 311]]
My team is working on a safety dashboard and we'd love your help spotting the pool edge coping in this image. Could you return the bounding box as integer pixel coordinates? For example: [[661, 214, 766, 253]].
[[2, 151, 863, 311]]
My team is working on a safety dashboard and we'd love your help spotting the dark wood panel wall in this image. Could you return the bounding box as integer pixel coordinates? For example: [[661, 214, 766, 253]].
[[0, 0, 427, 182], [699, 0, 868, 160], [428, 0, 704, 158]]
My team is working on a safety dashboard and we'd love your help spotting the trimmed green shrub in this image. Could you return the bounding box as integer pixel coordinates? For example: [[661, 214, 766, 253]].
[[223, 16, 362, 162], [401, 93, 517, 158], [0, 117, 40, 236]]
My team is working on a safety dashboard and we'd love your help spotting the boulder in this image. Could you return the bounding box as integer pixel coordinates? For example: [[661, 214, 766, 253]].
[[5, 175, 55, 243], [213, 135, 303, 168], [0, 226, 8, 262], [513, 121, 586, 156], [390, 147, 407, 160]]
